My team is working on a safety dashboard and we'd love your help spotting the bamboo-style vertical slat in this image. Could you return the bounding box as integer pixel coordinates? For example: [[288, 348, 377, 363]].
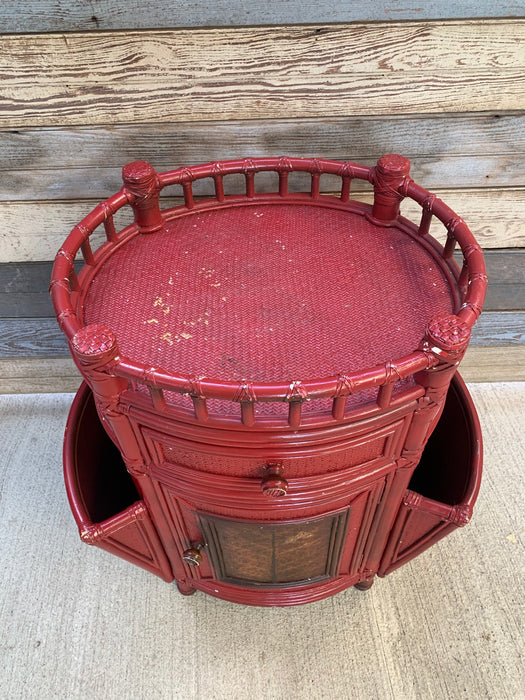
[[80, 239, 95, 265], [331, 395, 347, 420], [278, 171, 289, 197], [182, 182, 194, 209], [103, 214, 118, 242], [149, 386, 166, 411], [192, 396, 209, 422], [377, 382, 394, 409], [458, 261, 469, 289], [213, 175, 225, 202], [311, 172, 320, 199], [245, 171, 255, 198], [340, 176, 351, 202], [288, 401, 302, 429], [240, 401, 256, 427], [444, 232, 457, 258], [418, 208, 433, 237]]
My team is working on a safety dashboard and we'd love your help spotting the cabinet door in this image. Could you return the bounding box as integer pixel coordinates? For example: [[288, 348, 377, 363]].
[[152, 473, 384, 598], [198, 509, 350, 588]]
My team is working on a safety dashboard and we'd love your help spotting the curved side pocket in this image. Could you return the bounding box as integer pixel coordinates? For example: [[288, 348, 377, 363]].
[[63, 382, 173, 582], [380, 372, 482, 576]]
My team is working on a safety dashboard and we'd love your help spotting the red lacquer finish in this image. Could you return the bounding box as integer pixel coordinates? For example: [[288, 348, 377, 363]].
[[53, 155, 486, 606]]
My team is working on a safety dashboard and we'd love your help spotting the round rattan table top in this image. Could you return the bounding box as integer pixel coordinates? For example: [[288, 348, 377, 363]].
[[82, 200, 456, 386]]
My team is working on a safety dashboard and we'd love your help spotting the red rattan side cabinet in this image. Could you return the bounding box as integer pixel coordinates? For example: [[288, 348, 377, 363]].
[[53, 154, 486, 606]]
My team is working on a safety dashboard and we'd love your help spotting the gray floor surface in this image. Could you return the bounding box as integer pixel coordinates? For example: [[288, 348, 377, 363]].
[[0, 383, 523, 700]]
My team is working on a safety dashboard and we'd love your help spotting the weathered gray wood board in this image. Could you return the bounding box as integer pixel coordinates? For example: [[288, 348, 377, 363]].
[[1, 21, 524, 127], [1, 0, 523, 33], [460, 346, 525, 382], [0, 318, 69, 356], [0, 357, 82, 394], [2, 188, 522, 264], [4, 114, 522, 171], [2, 113, 524, 201]]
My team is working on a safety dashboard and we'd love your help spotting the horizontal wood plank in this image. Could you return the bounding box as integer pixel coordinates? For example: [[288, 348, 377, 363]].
[[459, 346, 525, 382], [465, 250, 525, 311], [3, 157, 523, 203], [468, 312, 525, 346], [1, 1, 523, 33], [2, 113, 524, 201], [0, 357, 81, 393], [2, 311, 522, 359], [0, 318, 68, 356], [1, 21, 524, 127], [4, 114, 522, 170], [1, 188, 523, 263], [0, 294, 58, 318]]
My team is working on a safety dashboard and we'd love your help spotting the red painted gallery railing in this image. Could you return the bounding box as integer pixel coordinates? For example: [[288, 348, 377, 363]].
[[50, 155, 487, 427]]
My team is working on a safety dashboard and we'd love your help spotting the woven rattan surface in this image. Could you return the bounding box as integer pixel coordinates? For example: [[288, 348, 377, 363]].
[[82, 201, 455, 386]]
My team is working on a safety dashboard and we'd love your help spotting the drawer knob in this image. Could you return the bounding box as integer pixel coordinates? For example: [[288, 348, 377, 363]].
[[261, 464, 288, 497], [182, 544, 204, 566]]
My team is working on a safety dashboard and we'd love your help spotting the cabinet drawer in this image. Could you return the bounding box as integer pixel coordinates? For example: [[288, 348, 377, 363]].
[[143, 415, 409, 479]]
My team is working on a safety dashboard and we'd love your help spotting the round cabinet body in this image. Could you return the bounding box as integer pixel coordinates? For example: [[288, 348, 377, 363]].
[[53, 155, 486, 605]]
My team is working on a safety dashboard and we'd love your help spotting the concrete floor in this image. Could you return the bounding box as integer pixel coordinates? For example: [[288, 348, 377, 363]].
[[0, 384, 523, 700]]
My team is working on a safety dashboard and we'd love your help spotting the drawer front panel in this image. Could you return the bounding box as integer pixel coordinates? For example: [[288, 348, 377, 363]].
[[142, 415, 410, 479]]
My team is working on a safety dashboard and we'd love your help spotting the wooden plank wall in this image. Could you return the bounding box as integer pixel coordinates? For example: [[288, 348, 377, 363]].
[[1, 2, 524, 392]]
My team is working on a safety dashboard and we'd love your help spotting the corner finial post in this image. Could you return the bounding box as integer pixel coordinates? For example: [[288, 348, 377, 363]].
[[122, 160, 163, 233], [371, 154, 411, 222]]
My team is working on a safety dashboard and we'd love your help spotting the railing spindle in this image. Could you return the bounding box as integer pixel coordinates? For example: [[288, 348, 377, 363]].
[[81, 239, 95, 266], [192, 396, 209, 422], [214, 175, 225, 202], [103, 214, 118, 242], [279, 171, 289, 196], [377, 383, 394, 409], [444, 232, 457, 258], [311, 172, 320, 199], [241, 402, 256, 427], [458, 261, 469, 298], [331, 395, 347, 421], [183, 182, 194, 209], [418, 208, 433, 237], [288, 401, 302, 429], [245, 172, 255, 198], [149, 386, 166, 411], [340, 176, 351, 202]]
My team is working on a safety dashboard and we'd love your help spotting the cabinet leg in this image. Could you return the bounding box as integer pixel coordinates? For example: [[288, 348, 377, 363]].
[[176, 580, 196, 596], [354, 576, 375, 591]]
